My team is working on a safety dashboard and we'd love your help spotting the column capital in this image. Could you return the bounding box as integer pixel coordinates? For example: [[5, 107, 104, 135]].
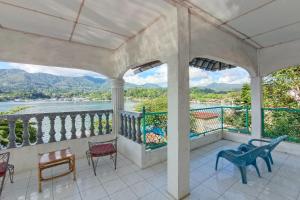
[[111, 78, 125, 89]]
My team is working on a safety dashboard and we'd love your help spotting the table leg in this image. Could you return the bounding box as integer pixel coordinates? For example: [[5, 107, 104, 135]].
[[38, 167, 42, 192], [72, 156, 76, 180]]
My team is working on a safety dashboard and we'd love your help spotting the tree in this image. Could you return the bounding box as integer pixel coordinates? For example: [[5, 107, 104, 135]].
[[240, 84, 251, 105], [264, 66, 300, 108]]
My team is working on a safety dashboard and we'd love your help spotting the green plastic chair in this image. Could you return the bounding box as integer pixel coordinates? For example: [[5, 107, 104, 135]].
[[215, 145, 268, 184], [238, 135, 287, 172]]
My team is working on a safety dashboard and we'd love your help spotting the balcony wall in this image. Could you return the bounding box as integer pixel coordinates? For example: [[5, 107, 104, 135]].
[[0, 109, 114, 173]]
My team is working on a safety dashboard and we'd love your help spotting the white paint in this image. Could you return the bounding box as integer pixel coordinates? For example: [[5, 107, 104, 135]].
[[117, 135, 144, 168], [0, 29, 115, 77], [118, 132, 222, 169], [114, 8, 178, 78], [259, 40, 300, 76], [111, 78, 125, 137], [223, 131, 300, 156], [251, 76, 263, 139], [167, 6, 190, 199], [190, 14, 258, 76]]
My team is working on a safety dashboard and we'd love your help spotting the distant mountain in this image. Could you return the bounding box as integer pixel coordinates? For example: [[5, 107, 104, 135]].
[[0, 69, 161, 93], [201, 83, 243, 92]]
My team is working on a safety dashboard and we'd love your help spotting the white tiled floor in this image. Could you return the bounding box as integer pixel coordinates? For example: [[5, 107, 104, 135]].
[[2, 140, 300, 200]]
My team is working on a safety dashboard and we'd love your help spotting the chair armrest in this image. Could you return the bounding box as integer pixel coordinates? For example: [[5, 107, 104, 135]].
[[218, 150, 243, 162], [248, 139, 270, 146]]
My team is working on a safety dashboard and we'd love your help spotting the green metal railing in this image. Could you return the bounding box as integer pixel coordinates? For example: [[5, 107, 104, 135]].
[[141, 106, 300, 150], [222, 106, 251, 134], [142, 106, 251, 150], [262, 107, 300, 143]]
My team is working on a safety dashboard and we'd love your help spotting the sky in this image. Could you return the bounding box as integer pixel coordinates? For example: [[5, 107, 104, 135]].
[[0, 62, 250, 87]]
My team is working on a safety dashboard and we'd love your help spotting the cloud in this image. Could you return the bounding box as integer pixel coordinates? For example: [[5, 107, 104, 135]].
[[124, 64, 168, 86], [189, 67, 213, 87], [4, 62, 106, 78], [124, 64, 214, 87], [217, 67, 250, 84]]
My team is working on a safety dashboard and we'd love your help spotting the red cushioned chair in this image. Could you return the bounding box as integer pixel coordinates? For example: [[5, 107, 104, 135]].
[[0, 152, 14, 196], [86, 139, 117, 175]]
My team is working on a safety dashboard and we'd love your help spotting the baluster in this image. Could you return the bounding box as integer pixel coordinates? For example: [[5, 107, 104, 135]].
[[8, 118, 17, 148], [60, 115, 67, 141], [36, 115, 44, 144], [132, 116, 136, 141], [98, 113, 103, 135], [128, 116, 132, 139], [89, 113, 95, 136], [124, 115, 128, 137], [105, 112, 110, 134], [70, 114, 77, 139], [80, 114, 86, 138], [49, 115, 56, 143], [120, 114, 124, 135], [136, 117, 142, 144], [22, 116, 30, 146]]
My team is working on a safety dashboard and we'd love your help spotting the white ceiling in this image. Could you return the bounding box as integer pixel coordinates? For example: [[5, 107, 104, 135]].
[[187, 0, 300, 48], [0, 0, 299, 50], [0, 0, 171, 50]]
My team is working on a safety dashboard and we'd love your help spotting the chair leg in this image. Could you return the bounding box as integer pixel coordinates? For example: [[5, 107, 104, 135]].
[[0, 173, 6, 197], [239, 166, 247, 184], [91, 157, 97, 176], [252, 161, 261, 177], [114, 153, 117, 170], [8, 165, 14, 183], [269, 153, 274, 165], [215, 155, 220, 171], [263, 157, 272, 172], [86, 151, 91, 166]]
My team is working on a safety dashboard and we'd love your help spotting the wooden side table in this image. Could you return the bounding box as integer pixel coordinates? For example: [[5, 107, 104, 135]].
[[38, 148, 76, 192]]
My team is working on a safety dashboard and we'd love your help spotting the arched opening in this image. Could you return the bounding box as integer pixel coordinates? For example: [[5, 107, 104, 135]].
[[121, 57, 252, 149], [0, 61, 113, 147], [262, 65, 300, 143], [189, 57, 252, 135]]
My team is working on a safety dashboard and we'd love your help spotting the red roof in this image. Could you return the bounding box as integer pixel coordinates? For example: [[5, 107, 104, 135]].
[[193, 112, 219, 120]]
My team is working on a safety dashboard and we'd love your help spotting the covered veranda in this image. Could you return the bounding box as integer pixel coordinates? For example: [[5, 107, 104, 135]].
[[0, 0, 300, 199]]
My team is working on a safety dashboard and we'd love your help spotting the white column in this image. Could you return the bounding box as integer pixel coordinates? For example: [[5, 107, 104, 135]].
[[111, 78, 125, 136], [167, 5, 190, 200], [250, 76, 263, 139]]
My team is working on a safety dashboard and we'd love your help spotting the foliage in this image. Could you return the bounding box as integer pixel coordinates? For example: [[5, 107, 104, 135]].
[[135, 96, 167, 112], [263, 109, 300, 142], [223, 107, 250, 134], [264, 66, 300, 108], [125, 88, 166, 100], [190, 87, 237, 103], [235, 84, 251, 106], [0, 106, 37, 147]]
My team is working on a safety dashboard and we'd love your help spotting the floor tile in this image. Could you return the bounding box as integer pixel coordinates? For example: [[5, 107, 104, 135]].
[[80, 185, 108, 200], [130, 180, 156, 198], [102, 178, 127, 195], [109, 187, 138, 200]]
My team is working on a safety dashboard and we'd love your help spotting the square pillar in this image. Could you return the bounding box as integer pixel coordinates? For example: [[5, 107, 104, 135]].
[[167, 5, 190, 200], [111, 78, 125, 136], [250, 76, 263, 138]]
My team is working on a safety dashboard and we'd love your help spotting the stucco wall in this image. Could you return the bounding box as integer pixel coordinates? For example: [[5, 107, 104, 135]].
[[259, 40, 300, 76], [190, 14, 258, 76], [0, 29, 115, 77]]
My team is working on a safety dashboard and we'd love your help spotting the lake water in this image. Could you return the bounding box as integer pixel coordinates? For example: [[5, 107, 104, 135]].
[[0, 100, 223, 114]]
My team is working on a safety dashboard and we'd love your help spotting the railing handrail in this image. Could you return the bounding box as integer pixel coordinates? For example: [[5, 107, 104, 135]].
[[262, 107, 300, 112], [0, 109, 114, 149], [0, 109, 113, 120]]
